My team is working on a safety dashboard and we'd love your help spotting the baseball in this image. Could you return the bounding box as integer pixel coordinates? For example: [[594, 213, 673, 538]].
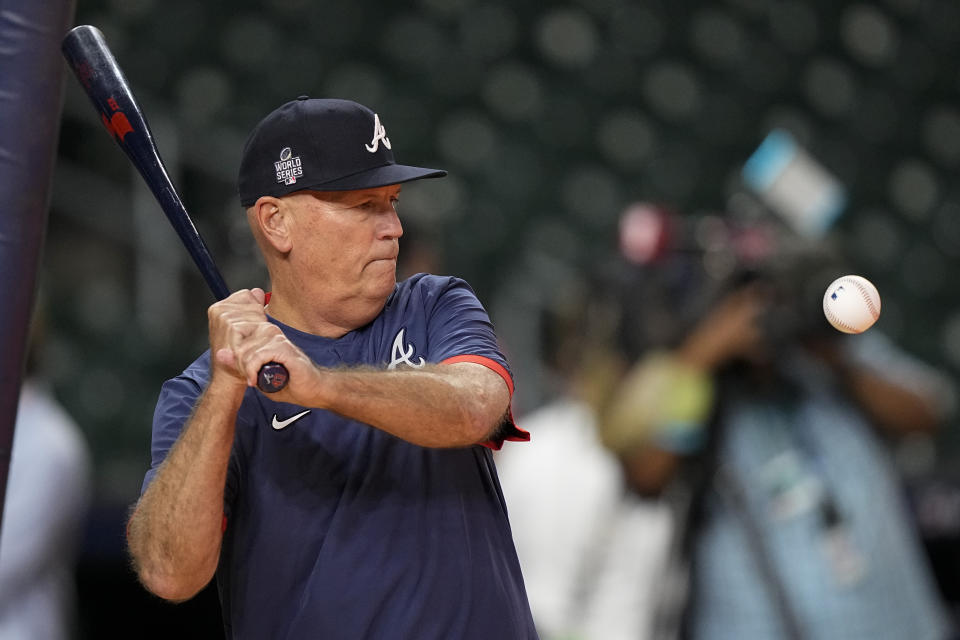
[[822, 275, 881, 334]]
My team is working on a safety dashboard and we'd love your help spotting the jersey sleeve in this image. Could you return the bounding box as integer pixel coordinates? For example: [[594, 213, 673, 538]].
[[140, 354, 243, 517], [423, 276, 530, 449], [141, 374, 203, 496]]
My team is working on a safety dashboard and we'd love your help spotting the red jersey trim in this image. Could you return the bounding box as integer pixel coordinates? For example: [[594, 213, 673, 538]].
[[440, 354, 514, 395], [440, 354, 530, 450]]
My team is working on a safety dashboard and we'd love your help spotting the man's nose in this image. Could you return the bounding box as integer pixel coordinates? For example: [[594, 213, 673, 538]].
[[378, 207, 403, 240]]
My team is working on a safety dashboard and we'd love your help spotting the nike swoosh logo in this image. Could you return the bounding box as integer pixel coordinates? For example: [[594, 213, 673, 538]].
[[271, 410, 311, 430]]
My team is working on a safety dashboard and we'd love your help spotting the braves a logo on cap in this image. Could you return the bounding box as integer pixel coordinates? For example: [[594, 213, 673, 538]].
[[275, 147, 303, 185], [387, 328, 425, 370], [365, 114, 391, 153]]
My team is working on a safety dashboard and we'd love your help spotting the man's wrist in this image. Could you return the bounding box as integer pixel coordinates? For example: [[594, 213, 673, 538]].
[[204, 372, 249, 408]]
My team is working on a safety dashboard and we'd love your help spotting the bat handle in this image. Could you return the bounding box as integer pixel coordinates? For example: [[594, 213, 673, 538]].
[[257, 362, 289, 393]]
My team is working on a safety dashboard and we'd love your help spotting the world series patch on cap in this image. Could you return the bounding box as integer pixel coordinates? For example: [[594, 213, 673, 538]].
[[238, 96, 447, 207]]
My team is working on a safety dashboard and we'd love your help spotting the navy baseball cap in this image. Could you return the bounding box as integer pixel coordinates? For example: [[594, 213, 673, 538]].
[[238, 96, 447, 207]]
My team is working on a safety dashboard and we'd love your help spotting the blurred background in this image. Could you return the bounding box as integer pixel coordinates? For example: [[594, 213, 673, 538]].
[[33, 0, 960, 635]]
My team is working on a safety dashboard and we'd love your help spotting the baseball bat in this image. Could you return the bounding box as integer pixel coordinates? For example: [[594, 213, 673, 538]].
[[61, 25, 288, 393]]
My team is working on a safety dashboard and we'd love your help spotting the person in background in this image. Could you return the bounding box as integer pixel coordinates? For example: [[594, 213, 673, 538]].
[[496, 287, 675, 640], [0, 304, 92, 640], [594, 203, 954, 640]]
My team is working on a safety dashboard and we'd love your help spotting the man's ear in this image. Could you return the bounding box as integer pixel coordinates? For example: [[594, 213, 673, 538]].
[[252, 196, 292, 253]]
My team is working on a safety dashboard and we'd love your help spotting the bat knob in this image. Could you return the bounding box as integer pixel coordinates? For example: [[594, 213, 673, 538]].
[[257, 362, 289, 393]]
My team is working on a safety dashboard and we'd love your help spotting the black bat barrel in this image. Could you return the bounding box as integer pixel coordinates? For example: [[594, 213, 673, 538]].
[[61, 25, 288, 393], [61, 25, 231, 301]]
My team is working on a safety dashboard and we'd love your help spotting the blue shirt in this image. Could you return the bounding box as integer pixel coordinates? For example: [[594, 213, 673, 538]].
[[143, 274, 537, 639], [690, 340, 950, 640]]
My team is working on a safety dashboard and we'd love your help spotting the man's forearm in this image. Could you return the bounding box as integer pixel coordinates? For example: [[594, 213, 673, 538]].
[[127, 379, 245, 601], [839, 363, 941, 435], [313, 362, 510, 448]]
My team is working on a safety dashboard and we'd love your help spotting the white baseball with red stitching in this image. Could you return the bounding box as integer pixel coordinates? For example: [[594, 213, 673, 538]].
[[823, 275, 881, 334]]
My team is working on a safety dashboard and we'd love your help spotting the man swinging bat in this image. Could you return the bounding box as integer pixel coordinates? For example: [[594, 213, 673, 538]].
[[62, 25, 538, 640], [126, 97, 537, 639]]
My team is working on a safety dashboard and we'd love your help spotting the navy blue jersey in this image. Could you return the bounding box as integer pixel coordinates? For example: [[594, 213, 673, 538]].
[[143, 274, 537, 639]]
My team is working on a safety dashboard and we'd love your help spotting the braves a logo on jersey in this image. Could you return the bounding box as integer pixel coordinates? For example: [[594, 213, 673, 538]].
[[387, 328, 425, 370]]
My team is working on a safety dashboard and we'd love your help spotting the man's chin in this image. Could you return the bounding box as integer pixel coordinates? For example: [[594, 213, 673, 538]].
[[360, 259, 397, 290], [367, 272, 397, 298]]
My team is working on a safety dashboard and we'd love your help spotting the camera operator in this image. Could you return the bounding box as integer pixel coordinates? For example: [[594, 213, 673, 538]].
[[592, 204, 953, 640]]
